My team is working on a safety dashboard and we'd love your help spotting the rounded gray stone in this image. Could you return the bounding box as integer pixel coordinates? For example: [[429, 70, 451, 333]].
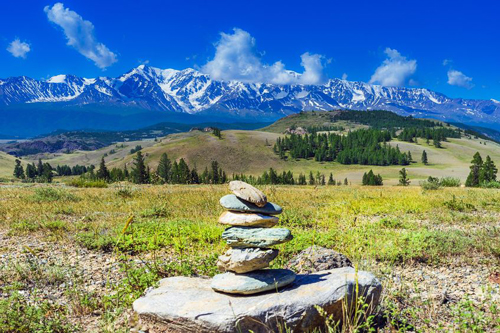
[[287, 245, 353, 274], [220, 194, 282, 215], [211, 269, 296, 295], [222, 226, 292, 248], [229, 181, 268, 207], [217, 248, 279, 273], [218, 211, 279, 228]]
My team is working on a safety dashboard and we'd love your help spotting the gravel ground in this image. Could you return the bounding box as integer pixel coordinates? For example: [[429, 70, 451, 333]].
[[1, 230, 499, 332]]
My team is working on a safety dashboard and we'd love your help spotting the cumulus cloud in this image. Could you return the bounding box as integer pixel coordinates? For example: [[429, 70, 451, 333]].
[[201, 28, 327, 85], [44, 3, 117, 69], [447, 69, 474, 89], [369, 48, 417, 86], [6, 38, 31, 58]]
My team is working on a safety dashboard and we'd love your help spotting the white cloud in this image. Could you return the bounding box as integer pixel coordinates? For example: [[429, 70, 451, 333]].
[[201, 28, 327, 85], [447, 69, 474, 89], [443, 59, 452, 66], [44, 3, 117, 69], [369, 48, 417, 86], [7, 39, 31, 58], [341, 73, 348, 80]]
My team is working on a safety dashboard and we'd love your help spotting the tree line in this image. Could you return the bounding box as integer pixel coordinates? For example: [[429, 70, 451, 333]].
[[84, 151, 229, 185], [274, 129, 413, 166], [397, 127, 460, 147], [233, 169, 349, 186]]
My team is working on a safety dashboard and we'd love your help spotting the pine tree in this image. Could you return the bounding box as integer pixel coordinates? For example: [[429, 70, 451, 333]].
[[13, 159, 25, 179], [42, 163, 53, 183], [190, 168, 200, 184], [96, 157, 110, 181], [177, 158, 190, 184], [37, 159, 44, 176], [363, 170, 383, 186], [157, 153, 172, 183], [308, 171, 315, 185], [421, 150, 428, 165], [298, 173, 306, 185], [26, 163, 36, 179], [344, 178, 348, 186], [465, 152, 483, 187], [481, 155, 497, 183], [433, 137, 441, 148], [131, 151, 148, 184], [407, 151, 413, 162], [211, 161, 220, 184], [124, 165, 129, 180], [328, 173, 335, 185], [398, 168, 410, 186]]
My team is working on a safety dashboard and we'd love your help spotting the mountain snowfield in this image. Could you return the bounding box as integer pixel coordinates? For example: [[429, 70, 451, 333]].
[[1, 64, 500, 128]]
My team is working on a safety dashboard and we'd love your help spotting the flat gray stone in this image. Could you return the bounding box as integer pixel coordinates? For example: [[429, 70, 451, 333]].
[[133, 267, 382, 333], [218, 211, 279, 228], [217, 248, 279, 273], [222, 226, 292, 248], [220, 194, 282, 215], [229, 181, 267, 207], [211, 269, 295, 295]]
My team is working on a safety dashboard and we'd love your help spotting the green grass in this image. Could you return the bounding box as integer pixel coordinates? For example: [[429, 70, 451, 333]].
[[1, 184, 499, 331]]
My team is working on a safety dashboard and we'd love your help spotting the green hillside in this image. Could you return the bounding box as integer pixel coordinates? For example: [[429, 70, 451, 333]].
[[28, 128, 500, 186], [0, 150, 18, 179], [7, 110, 500, 185]]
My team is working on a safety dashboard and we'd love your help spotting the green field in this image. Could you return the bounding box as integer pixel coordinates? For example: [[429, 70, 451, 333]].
[[0, 184, 498, 331]]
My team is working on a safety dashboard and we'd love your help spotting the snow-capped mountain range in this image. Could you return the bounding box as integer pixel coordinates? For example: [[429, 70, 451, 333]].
[[1, 64, 500, 127]]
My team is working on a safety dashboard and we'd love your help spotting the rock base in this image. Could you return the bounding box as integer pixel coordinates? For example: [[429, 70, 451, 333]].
[[133, 267, 382, 333]]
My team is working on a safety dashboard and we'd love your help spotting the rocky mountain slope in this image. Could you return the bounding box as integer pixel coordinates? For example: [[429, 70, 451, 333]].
[[1, 65, 500, 132]]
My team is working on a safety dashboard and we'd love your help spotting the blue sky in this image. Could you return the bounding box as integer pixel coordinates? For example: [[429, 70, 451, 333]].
[[1, 0, 498, 100]]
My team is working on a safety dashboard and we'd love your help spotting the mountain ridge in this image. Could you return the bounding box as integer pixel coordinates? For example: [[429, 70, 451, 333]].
[[1, 64, 500, 132]]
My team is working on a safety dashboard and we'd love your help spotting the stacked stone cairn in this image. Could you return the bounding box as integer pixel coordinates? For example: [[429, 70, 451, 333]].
[[211, 181, 296, 295]]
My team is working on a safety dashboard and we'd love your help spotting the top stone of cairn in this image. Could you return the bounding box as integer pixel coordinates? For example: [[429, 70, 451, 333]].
[[229, 180, 267, 207]]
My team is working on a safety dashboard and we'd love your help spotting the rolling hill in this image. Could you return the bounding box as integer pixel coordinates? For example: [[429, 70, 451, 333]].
[[0, 149, 18, 179], [8, 110, 500, 186]]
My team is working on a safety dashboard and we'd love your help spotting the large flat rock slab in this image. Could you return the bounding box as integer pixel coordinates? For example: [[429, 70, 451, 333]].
[[133, 267, 382, 333]]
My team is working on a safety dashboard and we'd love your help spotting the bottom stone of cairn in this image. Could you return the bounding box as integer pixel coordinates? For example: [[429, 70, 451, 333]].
[[211, 269, 297, 295]]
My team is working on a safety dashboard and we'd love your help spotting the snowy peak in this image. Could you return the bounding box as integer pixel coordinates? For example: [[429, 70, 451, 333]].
[[0, 66, 499, 127]]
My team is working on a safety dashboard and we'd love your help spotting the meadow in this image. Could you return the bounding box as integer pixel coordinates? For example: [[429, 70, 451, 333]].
[[0, 183, 499, 332]]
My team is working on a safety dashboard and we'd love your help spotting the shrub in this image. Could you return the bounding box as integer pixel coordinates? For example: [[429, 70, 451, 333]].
[[480, 181, 500, 189], [440, 177, 461, 187], [116, 186, 134, 198], [444, 195, 476, 212], [420, 176, 441, 190]]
